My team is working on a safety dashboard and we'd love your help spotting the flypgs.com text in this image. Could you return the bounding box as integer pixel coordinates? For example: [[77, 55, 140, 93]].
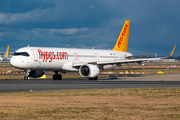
[[37, 49, 68, 62]]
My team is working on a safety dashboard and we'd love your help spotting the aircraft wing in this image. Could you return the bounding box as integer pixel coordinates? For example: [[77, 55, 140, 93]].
[[96, 58, 160, 65], [73, 57, 161, 67], [73, 44, 176, 67], [97, 44, 176, 66]]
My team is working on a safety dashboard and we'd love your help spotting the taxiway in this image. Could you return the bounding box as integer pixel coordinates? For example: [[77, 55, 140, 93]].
[[0, 74, 180, 92]]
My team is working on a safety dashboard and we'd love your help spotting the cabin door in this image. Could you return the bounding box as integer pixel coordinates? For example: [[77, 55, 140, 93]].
[[31, 49, 38, 61]]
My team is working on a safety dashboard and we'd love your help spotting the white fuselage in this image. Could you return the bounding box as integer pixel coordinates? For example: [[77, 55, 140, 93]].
[[10, 47, 132, 71]]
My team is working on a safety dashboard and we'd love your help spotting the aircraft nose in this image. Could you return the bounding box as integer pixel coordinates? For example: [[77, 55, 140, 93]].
[[10, 57, 18, 67]]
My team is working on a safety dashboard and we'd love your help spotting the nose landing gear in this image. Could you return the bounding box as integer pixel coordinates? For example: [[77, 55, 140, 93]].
[[24, 76, 29, 80], [24, 70, 30, 80]]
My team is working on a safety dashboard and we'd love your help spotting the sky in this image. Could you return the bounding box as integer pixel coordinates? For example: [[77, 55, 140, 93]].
[[0, 0, 179, 56]]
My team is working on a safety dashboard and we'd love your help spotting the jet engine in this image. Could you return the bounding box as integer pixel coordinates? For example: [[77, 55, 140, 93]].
[[79, 64, 99, 78], [29, 70, 44, 78]]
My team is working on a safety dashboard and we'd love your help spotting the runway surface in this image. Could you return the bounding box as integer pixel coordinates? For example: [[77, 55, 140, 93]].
[[1, 74, 180, 92]]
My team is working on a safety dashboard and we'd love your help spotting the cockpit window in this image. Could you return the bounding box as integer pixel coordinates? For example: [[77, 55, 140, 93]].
[[13, 52, 30, 57]]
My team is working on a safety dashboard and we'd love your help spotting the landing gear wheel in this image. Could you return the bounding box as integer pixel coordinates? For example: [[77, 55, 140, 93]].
[[53, 74, 62, 80], [24, 69, 30, 81], [89, 77, 98, 81], [94, 77, 98, 81], [89, 78, 93, 81], [57, 74, 62, 80], [53, 74, 58, 80], [53, 71, 62, 81], [24, 76, 29, 80]]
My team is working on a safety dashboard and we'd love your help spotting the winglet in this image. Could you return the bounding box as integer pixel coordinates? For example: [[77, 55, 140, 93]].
[[169, 44, 176, 57], [162, 44, 177, 59], [112, 20, 131, 52], [5, 45, 9, 57]]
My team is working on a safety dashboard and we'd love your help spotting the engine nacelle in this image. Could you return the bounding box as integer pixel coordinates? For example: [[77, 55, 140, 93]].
[[79, 64, 99, 78], [29, 70, 44, 78]]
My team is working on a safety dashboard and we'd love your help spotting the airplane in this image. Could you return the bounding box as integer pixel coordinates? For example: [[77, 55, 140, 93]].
[[10, 20, 176, 80], [0, 45, 11, 62], [4, 45, 10, 61]]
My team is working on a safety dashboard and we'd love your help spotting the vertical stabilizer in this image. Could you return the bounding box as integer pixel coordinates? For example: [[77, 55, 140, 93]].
[[112, 20, 130, 52], [5, 45, 9, 57]]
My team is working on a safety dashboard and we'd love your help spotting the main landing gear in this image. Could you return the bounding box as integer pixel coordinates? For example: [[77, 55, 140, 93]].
[[53, 71, 62, 80]]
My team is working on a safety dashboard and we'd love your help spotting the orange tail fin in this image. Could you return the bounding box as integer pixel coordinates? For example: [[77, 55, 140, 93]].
[[5, 45, 9, 57], [112, 20, 130, 52]]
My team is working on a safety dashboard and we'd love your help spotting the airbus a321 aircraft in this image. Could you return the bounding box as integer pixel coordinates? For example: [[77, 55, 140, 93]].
[[10, 20, 176, 80], [0, 45, 10, 61]]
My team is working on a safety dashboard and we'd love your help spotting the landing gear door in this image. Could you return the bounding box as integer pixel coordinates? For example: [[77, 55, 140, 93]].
[[31, 49, 38, 61]]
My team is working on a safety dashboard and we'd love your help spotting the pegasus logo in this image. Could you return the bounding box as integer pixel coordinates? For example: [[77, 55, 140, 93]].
[[117, 24, 128, 48]]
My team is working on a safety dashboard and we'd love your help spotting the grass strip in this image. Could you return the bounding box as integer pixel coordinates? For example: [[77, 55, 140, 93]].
[[0, 88, 180, 119]]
